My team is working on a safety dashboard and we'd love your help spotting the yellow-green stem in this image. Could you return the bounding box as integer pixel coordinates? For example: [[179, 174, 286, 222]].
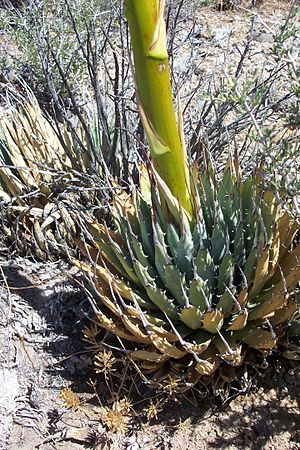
[[125, 0, 192, 213]]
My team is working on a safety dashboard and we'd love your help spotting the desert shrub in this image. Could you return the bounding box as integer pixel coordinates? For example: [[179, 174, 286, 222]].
[[0, 0, 108, 87], [0, 0, 139, 177]]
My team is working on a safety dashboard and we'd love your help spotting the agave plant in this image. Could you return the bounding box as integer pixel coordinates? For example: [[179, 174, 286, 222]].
[[74, 0, 300, 385], [77, 159, 300, 381]]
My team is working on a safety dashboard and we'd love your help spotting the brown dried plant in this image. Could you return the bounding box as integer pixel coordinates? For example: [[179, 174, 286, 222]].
[[60, 387, 81, 410]]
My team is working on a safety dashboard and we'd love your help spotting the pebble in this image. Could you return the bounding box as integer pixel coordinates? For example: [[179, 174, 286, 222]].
[[127, 435, 136, 444], [213, 27, 232, 48], [127, 444, 139, 450], [250, 31, 273, 43], [126, 434, 140, 450]]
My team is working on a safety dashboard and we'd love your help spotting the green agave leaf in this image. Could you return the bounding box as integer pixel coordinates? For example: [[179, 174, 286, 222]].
[[192, 222, 204, 256], [242, 177, 255, 214], [219, 166, 232, 197], [215, 289, 235, 316], [166, 222, 180, 260], [233, 221, 246, 267], [132, 256, 156, 287], [133, 259, 178, 320], [151, 185, 168, 232], [243, 247, 258, 285], [195, 248, 216, 289], [128, 230, 158, 280], [138, 197, 155, 263], [99, 228, 140, 286], [145, 311, 168, 327], [192, 223, 200, 256], [85, 261, 154, 310], [219, 167, 240, 241], [126, 289, 155, 310], [199, 201, 213, 240], [211, 221, 227, 265], [164, 264, 188, 306], [110, 239, 141, 286], [176, 232, 194, 280], [98, 241, 129, 279], [218, 253, 234, 295], [175, 322, 195, 338], [189, 278, 211, 311], [180, 306, 203, 330], [145, 285, 179, 320], [199, 173, 214, 237], [192, 180, 209, 251], [152, 216, 171, 284]]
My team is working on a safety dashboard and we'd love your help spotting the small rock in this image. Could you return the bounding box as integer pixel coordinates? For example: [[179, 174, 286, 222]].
[[29, 385, 44, 408], [192, 26, 204, 39], [213, 27, 231, 48], [127, 434, 136, 444], [173, 54, 192, 72], [250, 31, 273, 43], [194, 67, 204, 76], [126, 434, 140, 450], [127, 444, 139, 450]]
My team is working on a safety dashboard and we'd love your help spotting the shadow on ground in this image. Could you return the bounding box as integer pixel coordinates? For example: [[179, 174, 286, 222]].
[[1, 257, 299, 449], [1, 258, 94, 385]]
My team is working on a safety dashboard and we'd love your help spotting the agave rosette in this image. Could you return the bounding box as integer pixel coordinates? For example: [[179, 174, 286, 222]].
[[0, 99, 104, 258], [77, 158, 300, 382]]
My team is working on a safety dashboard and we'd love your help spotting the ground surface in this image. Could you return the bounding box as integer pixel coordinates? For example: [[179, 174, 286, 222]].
[[0, 1, 299, 449], [0, 257, 299, 449]]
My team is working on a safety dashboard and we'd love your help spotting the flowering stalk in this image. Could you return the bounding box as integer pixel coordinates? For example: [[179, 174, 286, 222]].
[[125, 0, 192, 213]]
